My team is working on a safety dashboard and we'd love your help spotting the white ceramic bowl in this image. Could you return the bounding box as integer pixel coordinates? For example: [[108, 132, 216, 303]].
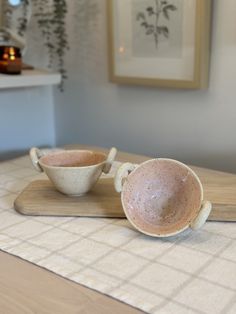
[[30, 147, 117, 196]]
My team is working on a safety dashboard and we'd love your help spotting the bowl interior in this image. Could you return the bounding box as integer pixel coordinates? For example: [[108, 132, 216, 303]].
[[40, 150, 106, 168], [122, 159, 203, 236]]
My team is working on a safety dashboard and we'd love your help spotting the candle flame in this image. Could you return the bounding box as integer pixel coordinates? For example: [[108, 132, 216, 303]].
[[9, 47, 16, 55]]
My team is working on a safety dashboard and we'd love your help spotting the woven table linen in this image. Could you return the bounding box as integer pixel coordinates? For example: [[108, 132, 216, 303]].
[[0, 152, 236, 314]]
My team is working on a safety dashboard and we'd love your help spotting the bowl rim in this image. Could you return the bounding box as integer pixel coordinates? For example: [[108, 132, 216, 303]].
[[121, 158, 204, 237], [39, 149, 107, 170]]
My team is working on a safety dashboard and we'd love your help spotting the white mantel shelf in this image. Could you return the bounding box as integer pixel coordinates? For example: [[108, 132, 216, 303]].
[[0, 69, 61, 89]]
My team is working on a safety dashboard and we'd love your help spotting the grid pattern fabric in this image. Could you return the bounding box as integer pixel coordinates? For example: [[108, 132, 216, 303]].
[[0, 152, 236, 314]]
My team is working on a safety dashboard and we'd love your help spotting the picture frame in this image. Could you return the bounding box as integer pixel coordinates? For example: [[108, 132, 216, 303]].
[[107, 0, 211, 89]]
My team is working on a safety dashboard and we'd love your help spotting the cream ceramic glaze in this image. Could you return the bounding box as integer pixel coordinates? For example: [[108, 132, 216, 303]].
[[115, 159, 212, 237], [30, 147, 117, 196]]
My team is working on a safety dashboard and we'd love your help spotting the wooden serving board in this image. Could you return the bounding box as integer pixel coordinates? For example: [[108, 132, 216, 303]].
[[14, 178, 123, 217], [14, 177, 236, 221]]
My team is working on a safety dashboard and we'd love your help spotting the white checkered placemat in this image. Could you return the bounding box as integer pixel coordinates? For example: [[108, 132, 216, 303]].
[[0, 153, 236, 314]]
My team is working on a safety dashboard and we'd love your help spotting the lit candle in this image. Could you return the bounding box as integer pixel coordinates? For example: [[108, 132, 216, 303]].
[[0, 46, 22, 74]]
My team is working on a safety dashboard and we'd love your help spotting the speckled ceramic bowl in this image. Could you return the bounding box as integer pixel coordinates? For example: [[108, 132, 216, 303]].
[[115, 159, 211, 237], [30, 147, 117, 196]]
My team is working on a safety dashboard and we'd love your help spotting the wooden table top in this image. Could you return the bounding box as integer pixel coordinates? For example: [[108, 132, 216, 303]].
[[0, 144, 235, 313]]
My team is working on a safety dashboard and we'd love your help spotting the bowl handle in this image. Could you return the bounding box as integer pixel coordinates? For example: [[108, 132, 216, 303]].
[[103, 147, 117, 174], [190, 201, 212, 230], [114, 163, 137, 193], [29, 147, 44, 173]]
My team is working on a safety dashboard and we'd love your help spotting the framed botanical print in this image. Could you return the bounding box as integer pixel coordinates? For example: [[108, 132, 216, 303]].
[[107, 0, 211, 89]]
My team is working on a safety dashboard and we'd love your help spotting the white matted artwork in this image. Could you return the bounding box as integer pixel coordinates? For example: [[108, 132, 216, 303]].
[[107, 0, 211, 89]]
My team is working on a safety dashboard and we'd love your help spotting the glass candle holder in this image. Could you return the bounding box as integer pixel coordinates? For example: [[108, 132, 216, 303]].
[[0, 46, 22, 74]]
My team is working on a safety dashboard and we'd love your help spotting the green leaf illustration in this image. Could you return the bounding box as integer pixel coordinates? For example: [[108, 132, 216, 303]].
[[146, 28, 154, 35], [137, 12, 145, 21], [136, 0, 177, 49]]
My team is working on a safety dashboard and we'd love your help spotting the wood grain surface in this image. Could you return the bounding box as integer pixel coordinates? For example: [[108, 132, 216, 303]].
[[0, 251, 143, 314]]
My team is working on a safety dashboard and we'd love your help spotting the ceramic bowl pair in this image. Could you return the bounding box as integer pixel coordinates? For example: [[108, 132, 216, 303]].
[[30, 148, 211, 237]]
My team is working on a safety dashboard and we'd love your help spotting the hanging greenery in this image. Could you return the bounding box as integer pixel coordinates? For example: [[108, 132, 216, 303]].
[[17, 0, 29, 37], [2, 1, 13, 30], [32, 0, 69, 90], [2, 0, 69, 91]]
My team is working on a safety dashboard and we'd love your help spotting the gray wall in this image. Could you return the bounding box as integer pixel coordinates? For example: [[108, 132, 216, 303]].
[[0, 87, 55, 160], [54, 0, 236, 173]]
